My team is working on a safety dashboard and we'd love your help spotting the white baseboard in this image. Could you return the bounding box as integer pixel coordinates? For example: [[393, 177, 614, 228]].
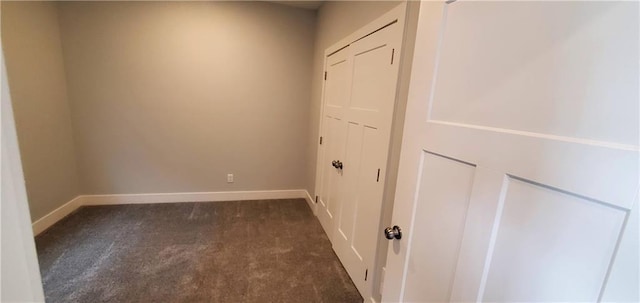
[[32, 189, 312, 235], [304, 190, 315, 210], [80, 189, 309, 205], [32, 196, 83, 236]]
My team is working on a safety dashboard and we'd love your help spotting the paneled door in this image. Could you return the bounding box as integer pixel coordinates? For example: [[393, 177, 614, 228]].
[[383, 1, 639, 302], [314, 3, 407, 299], [332, 20, 403, 298], [317, 47, 351, 239]]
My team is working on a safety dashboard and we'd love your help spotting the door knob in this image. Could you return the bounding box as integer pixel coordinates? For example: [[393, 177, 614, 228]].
[[384, 225, 402, 240], [331, 160, 343, 169]]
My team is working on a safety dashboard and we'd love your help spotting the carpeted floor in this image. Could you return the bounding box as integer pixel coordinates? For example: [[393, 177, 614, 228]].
[[35, 199, 363, 303]]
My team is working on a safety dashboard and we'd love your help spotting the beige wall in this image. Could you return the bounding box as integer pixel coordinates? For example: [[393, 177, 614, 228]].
[[306, 1, 402, 195], [1, 1, 80, 221], [56, 1, 316, 194]]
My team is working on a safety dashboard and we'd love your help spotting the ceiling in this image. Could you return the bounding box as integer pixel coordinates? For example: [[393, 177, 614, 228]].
[[270, 1, 325, 10]]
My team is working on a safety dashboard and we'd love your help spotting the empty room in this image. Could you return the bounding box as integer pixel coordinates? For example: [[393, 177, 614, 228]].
[[1, 1, 638, 302]]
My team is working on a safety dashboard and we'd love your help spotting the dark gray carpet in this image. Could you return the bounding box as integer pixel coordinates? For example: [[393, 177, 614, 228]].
[[35, 199, 363, 303]]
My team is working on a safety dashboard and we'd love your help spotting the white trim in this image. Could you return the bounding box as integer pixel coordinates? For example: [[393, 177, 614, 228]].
[[31, 196, 83, 236], [428, 120, 639, 152], [304, 190, 315, 210], [32, 189, 312, 235], [80, 189, 309, 205], [324, 2, 407, 58]]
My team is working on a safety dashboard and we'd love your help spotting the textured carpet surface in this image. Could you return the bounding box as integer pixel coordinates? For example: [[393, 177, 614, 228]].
[[35, 199, 363, 303]]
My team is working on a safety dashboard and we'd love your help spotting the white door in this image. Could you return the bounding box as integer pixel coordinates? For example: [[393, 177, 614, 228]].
[[332, 21, 403, 297], [1, 51, 46, 301], [383, 1, 639, 302], [316, 47, 350, 239]]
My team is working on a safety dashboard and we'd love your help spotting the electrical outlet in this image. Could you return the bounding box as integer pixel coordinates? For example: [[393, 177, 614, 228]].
[[227, 174, 234, 183]]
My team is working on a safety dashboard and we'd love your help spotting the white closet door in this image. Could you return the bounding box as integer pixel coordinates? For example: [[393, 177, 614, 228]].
[[315, 5, 408, 299], [383, 1, 639, 302], [317, 48, 351, 239], [332, 21, 403, 297]]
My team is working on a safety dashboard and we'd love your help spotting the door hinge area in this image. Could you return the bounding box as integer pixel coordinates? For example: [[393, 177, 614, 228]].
[[324, 71, 327, 80], [391, 48, 395, 65], [364, 269, 368, 281], [376, 169, 381, 182], [319, 136, 323, 145]]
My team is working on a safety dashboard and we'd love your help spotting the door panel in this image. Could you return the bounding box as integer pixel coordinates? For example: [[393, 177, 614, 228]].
[[383, 1, 639, 302], [350, 45, 393, 112], [317, 47, 351, 237], [335, 123, 386, 293], [318, 116, 346, 236], [330, 21, 404, 297], [402, 152, 475, 303], [482, 177, 626, 302], [348, 25, 397, 130], [336, 122, 364, 242], [327, 118, 345, 223], [333, 122, 366, 287], [325, 56, 350, 116], [430, 1, 638, 146], [351, 126, 384, 261]]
